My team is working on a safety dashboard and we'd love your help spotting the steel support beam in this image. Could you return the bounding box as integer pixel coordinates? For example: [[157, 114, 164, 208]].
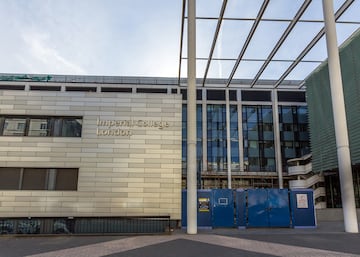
[[202, 0, 228, 86], [275, 0, 354, 88], [226, 0, 270, 87], [250, 0, 311, 87]]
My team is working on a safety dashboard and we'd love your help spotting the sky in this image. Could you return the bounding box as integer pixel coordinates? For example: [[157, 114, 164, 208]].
[[0, 0, 359, 81], [0, 0, 182, 77]]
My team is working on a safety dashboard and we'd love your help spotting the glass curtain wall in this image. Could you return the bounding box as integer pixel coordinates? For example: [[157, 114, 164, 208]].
[[242, 106, 275, 172], [182, 104, 203, 187], [230, 105, 240, 171], [279, 106, 310, 168], [207, 104, 227, 172]]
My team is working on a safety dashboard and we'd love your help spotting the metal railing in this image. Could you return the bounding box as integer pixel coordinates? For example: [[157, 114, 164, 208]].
[[0, 216, 171, 235]]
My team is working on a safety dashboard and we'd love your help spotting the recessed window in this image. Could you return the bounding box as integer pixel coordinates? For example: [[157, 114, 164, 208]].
[[101, 87, 132, 93], [30, 85, 61, 91], [0, 168, 21, 189], [0, 168, 79, 191], [28, 119, 49, 136], [66, 86, 96, 92], [207, 90, 225, 100], [242, 91, 271, 101], [136, 88, 167, 94], [0, 116, 82, 137], [22, 168, 47, 190], [2, 118, 26, 136], [278, 91, 306, 102]]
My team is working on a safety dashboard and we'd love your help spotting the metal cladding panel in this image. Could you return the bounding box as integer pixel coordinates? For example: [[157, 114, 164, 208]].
[[340, 32, 360, 164], [212, 189, 234, 228], [305, 28, 360, 172]]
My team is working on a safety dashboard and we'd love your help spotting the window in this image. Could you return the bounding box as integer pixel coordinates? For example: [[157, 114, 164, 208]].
[[28, 119, 49, 136], [136, 88, 167, 94], [279, 106, 310, 168], [207, 90, 225, 100], [2, 118, 26, 136], [242, 105, 275, 172], [0, 168, 21, 189], [278, 91, 306, 102], [242, 91, 271, 101], [0, 168, 79, 190], [0, 116, 82, 137], [22, 168, 47, 190], [54, 118, 82, 137], [207, 104, 227, 172]]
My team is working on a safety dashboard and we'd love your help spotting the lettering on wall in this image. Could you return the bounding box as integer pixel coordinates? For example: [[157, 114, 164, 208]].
[[96, 118, 170, 136]]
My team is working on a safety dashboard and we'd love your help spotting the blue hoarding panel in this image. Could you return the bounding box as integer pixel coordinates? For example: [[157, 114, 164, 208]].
[[235, 189, 246, 228], [212, 189, 234, 227], [268, 189, 290, 227], [197, 190, 212, 228], [290, 189, 316, 228], [247, 189, 269, 227]]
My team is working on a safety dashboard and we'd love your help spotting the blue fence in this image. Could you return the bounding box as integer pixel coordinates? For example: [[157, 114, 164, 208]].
[[182, 189, 316, 229]]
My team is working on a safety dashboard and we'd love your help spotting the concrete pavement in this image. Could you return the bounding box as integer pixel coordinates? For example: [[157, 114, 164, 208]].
[[0, 222, 359, 257]]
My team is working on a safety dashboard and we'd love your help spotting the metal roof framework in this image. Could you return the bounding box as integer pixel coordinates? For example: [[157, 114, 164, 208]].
[[178, 0, 360, 89]]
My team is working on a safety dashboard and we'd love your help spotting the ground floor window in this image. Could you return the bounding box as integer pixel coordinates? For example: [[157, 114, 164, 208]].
[[0, 168, 79, 190], [324, 166, 360, 208]]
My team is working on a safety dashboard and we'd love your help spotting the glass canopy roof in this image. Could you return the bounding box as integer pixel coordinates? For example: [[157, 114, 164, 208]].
[[178, 0, 360, 89]]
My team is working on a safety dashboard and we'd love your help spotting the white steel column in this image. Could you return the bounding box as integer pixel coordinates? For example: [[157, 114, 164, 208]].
[[187, 0, 197, 235], [226, 89, 232, 189], [272, 90, 283, 189], [322, 0, 358, 233]]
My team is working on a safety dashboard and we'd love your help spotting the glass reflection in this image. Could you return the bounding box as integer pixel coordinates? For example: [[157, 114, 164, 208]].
[[243, 105, 275, 172], [207, 104, 227, 172]]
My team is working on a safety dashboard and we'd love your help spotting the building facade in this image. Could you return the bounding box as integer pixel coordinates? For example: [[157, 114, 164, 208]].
[[0, 74, 322, 232], [305, 28, 360, 209], [0, 78, 182, 230]]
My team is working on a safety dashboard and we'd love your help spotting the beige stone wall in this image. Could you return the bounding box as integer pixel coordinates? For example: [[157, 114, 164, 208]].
[[0, 90, 182, 219]]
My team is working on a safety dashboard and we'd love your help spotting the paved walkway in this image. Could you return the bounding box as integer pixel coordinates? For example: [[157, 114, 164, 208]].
[[1, 222, 360, 257]]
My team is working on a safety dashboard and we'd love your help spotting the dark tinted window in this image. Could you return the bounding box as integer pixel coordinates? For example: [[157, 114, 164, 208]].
[[229, 90, 237, 101], [0, 168, 79, 190], [101, 87, 132, 93], [30, 86, 61, 91], [54, 118, 82, 137], [181, 89, 187, 100], [0, 168, 21, 189], [278, 91, 306, 102], [0, 85, 25, 90], [207, 90, 225, 100], [197, 89, 202, 100], [55, 169, 79, 190], [136, 88, 167, 94], [22, 168, 47, 190], [242, 91, 271, 101], [66, 87, 96, 92]]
